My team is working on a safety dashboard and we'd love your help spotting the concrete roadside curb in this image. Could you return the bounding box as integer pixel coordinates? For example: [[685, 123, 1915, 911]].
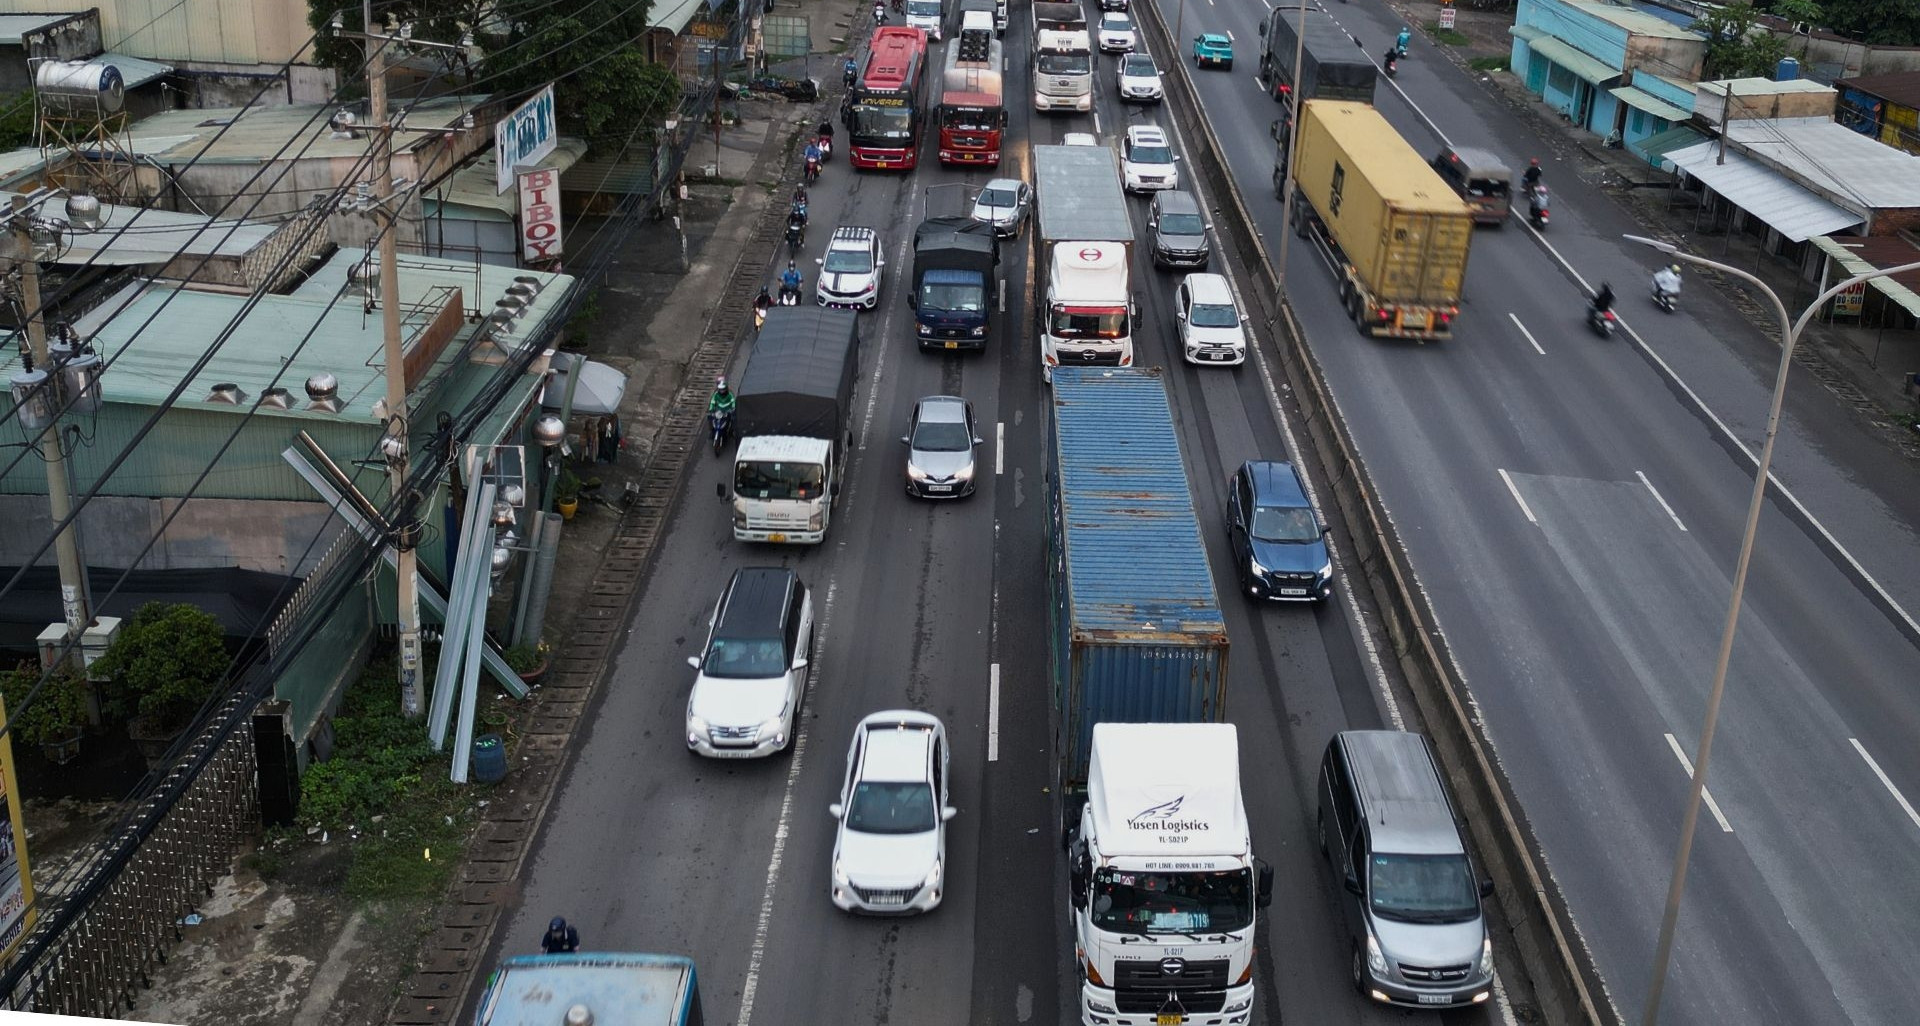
[[1135, 1, 1615, 1022], [381, 101, 831, 1026]]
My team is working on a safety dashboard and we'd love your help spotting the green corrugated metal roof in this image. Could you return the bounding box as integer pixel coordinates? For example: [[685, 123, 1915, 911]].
[[1524, 36, 1622, 86], [1610, 84, 1690, 123], [1637, 124, 1707, 163]]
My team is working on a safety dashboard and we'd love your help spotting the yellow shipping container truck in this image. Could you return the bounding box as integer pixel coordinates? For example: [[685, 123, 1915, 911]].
[[1288, 100, 1474, 340]]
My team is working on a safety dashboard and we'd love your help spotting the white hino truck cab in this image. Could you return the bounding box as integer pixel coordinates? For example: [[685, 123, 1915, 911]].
[[1067, 723, 1272, 1026]]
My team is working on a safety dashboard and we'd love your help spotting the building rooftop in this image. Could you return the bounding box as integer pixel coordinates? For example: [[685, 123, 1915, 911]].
[[0, 13, 71, 44], [2, 248, 571, 421], [119, 95, 487, 165], [0, 192, 281, 265], [434, 137, 588, 219], [1724, 116, 1920, 209], [1569, 1, 1703, 40], [1835, 71, 1920, 111], [1701, 76, 1835, 97]]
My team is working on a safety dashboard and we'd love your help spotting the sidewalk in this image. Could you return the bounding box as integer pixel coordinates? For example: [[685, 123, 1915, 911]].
[[120, 3, 858, 1023], [1397, 0, 1920, 454]]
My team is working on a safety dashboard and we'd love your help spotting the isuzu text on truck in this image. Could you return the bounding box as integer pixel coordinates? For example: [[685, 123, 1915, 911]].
[[1033, 145, 1135, 380], [1046, 367, 1271, 1025], [724, 308, 858, 543]]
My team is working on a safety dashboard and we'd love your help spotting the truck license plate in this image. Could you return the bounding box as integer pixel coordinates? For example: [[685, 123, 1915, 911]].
[[768, 533, 787, 543], [1417, 995, 1452, 1006], [943, 341, 959, 349], [1156, 1015, 1182, 1025]]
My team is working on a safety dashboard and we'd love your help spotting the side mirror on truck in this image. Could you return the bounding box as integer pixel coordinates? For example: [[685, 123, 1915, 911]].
[[715, 482, 727, 499], [1256, 858, 1275, 908], [1069, 851, 1091, 909]]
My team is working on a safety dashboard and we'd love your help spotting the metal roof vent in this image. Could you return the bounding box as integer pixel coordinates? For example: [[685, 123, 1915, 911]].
[[563, 1005, 594, 1026], [511, 275, 543, 296], [505, 282, 538, 304], [304, 372, 342, 413], [259, 386, 293, 410], [495, 296, 528, 320], [206, 382, 247, 405]]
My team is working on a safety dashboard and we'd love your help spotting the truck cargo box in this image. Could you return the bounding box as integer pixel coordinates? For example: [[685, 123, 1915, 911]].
[[736, 307, 860, 442], [1033, 144, 1133, 248], [1260, 7, 1376, 106], [1294, 100, 1473, 309], [1047, 367, 1229, 792]]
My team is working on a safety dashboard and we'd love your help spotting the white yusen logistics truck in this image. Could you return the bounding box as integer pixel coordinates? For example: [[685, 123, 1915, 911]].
[[1066, 723, 1272, 1026]]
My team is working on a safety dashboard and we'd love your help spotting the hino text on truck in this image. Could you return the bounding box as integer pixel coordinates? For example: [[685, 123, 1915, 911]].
[[1032, 144, 1135, 380], [1284, 100, 1474, 340], [723, 307, 859, 543], [1046, 367, 1272, 1026]]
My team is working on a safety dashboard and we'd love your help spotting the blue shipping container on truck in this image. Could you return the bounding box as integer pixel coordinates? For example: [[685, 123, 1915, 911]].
[[1046, 367, 1229, 793]]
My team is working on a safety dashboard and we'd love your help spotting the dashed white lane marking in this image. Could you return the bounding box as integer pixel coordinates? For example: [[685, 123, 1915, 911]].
[[988, 662, 1002, 762], [1636, 471, 1688, 532], [996, 421, 1005, 474], [1664, 733, 1733, 833], [1507, 312, 1545, 356], [1497, 468, 1538, 524], [1850, 738, 1920, 833]]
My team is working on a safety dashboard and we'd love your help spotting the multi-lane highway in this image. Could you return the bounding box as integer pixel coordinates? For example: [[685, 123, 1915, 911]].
[[469, 1, 1920, 1024], [469, 5, 1502, 1026], [1185, 1, 1920, 1022]]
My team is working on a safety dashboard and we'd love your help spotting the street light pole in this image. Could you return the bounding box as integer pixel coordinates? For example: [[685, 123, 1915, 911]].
[[1625, 234, 1920, 1024]]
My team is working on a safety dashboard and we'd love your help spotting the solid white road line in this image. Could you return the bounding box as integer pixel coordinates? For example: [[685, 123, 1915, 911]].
[[1850, 738, 1920, 833], [988, 663, 1002, 762], [737, 577, 837, 1026], [1664, 733, 1733, 833], [1507, 312, 1546, 356], [998, 276, 1006, 313], [996, 421, 1005, 474], [1636, 471, 1688, 532], [1092, 109, 1101, 134], [1497, 468, 1538, 524]]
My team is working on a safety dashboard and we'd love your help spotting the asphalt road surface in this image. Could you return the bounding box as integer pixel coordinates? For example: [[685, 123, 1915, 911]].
[[1183, 1, 1920, 1022], [469, 6, 1511, 1026]]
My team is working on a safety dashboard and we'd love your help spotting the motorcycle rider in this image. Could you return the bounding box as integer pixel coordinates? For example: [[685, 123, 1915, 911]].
[[779, 260, 804, 303], [1591, 282, 1615, 316], [844, 57, 858, 88], [541, 917, 581, 955], [1652, 263, 1682, 302], [1522, 157, 1542, 197], [817, 120, 834, 155], [1384, 48, 1399, 75], [804, 138, 823, 178], [1396, 25, 1411, 56], [1528, 183, 1549, 220], [753, 286, 775, 326], [874, 1, 887, 24]]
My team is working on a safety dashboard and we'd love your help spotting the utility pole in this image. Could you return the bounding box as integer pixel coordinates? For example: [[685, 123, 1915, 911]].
[[8, 195, 92, 652], [364, 0, 424, 719]]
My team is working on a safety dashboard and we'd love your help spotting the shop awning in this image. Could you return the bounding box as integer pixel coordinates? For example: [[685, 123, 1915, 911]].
[[1665, 141, 1865, 242], [1609, 85, 1689, 123], [1508, 24, 1547, 42], [1638, 124, 1707, 165], [1523, 36, 1621, 86], [1808, 235, 1920, 318]]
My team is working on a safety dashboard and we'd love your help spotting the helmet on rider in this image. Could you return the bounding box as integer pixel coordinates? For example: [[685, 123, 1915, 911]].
[[1669, 264, 1681, 275]]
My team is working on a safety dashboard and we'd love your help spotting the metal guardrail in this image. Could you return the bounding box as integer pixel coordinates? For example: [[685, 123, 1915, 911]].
[[1134, 0, 1616, 1021]]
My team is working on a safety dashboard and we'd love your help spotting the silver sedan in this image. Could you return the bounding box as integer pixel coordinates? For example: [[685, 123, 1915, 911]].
[[969, 178, 1032, 238]]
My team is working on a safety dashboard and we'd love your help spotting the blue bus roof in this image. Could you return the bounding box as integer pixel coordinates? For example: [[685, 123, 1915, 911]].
[[475, 954, 697, 1026]]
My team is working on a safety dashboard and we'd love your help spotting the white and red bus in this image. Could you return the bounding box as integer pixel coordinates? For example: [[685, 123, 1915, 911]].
[[846, 26, 929, 170]]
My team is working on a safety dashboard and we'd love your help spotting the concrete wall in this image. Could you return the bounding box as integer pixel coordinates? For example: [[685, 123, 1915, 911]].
[[1770, 28, 1920, 81], [1625, 33, 1703, 81], [168, 62, 339, 107], [0, 494, 350, 576]]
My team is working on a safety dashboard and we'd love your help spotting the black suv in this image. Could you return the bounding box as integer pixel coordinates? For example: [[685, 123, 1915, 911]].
[[1226, 460, 1333, 602]]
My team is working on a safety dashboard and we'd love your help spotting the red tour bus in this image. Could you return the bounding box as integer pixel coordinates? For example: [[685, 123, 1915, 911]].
[[937, 31, 1005, 166], [846, 26, 929, 170]]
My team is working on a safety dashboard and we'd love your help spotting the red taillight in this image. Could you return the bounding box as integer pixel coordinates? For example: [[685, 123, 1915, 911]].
[[1439, 311, 1452, 325], [1605, 311, 1617, 321], [1376, 308, 1390, 321]]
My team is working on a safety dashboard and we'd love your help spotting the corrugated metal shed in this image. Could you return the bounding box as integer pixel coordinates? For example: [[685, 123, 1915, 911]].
[[1835, 72, 1920, 111], [123, 95, 485, 163], [1664, 140, 1864, 241], [1569, 1, 1702, 40], [1050, 366, 1223, 637], [1722, 116, 1920, 210], [12, 191, 276, 262]]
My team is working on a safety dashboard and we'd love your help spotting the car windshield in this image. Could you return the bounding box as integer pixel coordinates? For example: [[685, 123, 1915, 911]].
[[1049, 307, 1126, 339], [1123, 55, 1155, 75], [1091, 868, 1254, 934], [920, 281, 985, 312], [1037, 53, 1092, 75], [1190, 302, 1240, 329], [1369, 853, 1480, 924], [912, 418, 973, 452], [1104, 15, 1131, 29], [735, 460, 825, 501], [702, 636, 788, 678], [1130, 144, 1172, 165], [846, 780, 936, 834], [906, 0, 941, 13], [823, 247, 874, 274], [1250, 504, 1319, 542], [1160, 212, 1204, 236], [849, 105, 912, 139], [978, 185, 1020, 208]]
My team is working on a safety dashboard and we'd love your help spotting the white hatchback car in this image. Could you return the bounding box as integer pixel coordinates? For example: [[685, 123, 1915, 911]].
[[685, 568, 814, 758], [829, 711, 956, 914], [1121, 124, 1179, 193], [1176, 272, 1248, 365], [1097, 11, 1136, 52], [816, 225, 884, 309]]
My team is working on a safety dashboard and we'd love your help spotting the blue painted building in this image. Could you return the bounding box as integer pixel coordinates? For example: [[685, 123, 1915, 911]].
[[1510, 0, 1705, 153]]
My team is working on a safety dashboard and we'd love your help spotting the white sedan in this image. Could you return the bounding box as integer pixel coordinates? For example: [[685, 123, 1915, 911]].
[[829, 711, 956, 914], [1116, 52, 1163, 103], [1097, 11, 1136, 52]]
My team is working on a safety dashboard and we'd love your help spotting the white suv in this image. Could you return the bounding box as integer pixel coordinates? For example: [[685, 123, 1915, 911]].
[[829, 710, 956, 914], [684, 568, 813, 758], [1176, 272, 1248, 365], [1121, 125, 1179, 193], [817, 226, 884, 309]]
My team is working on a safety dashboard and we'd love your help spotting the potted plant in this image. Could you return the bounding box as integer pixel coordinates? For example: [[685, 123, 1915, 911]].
[[92, 602, 229, 766], [1, 661, 89, 765], [503, 640, 550, 684], [555, 469, 582, 521]]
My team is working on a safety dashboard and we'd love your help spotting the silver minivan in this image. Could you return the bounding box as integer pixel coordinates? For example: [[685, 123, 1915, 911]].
[[1317, 731, 1495, 1008]]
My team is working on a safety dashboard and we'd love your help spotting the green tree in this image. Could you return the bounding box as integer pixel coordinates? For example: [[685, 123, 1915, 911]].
[[1695, 3, 1792, 79], [305, 0, 682, 155], [1815, 0, 1920, 45], [0, 93, 38, 152], [91, 601, 229, 735]]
